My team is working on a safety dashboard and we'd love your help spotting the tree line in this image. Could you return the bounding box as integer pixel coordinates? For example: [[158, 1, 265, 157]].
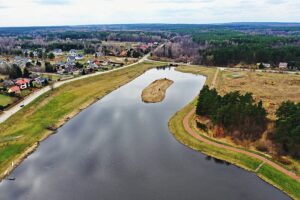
[[196, 86, 267, 140], [196, 86, 300, 159]]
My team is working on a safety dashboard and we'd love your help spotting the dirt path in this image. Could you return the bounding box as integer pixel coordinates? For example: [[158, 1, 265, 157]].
[[183, 108, 300, 182], [210, 68, 220, 89]]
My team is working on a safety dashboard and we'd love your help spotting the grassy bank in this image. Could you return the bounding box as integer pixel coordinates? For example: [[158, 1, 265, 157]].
[[0, 94, 16, 107], [0, 61, 164, 180], [168, 102, 300, 199], [170, 65, 300, 199]]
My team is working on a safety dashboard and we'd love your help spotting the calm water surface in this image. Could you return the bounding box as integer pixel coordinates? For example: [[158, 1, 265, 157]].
[[0, 68, 289, 200]]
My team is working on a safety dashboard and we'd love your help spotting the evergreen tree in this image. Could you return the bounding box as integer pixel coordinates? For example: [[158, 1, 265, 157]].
[[23, 67, 30, 78], [9, 64, 23, 79], [274, 101, 300, 158], [48, 53, 55, 60], [29, 52, 34, 58], [196, 87, 267, 140]]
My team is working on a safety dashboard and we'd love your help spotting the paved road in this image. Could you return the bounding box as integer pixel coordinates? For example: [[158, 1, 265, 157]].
[[183, 108, 300, 183], [0, 53, 151, 124]]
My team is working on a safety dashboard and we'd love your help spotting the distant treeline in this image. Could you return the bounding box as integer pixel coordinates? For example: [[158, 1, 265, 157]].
[[154, 29, 300, 68], [193, 31, 300, 67]]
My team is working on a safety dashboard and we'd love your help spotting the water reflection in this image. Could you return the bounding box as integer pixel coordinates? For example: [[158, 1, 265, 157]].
[[0, 68, 290, 200]]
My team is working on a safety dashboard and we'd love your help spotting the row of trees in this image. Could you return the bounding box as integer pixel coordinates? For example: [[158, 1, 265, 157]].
[[202, 45, 300, 67], [196, 86, 267, 140], [153, 30, 300, 68], [153, 36, 201, 64], [196, 86, 300, 158], [8, 64, 30, 79]]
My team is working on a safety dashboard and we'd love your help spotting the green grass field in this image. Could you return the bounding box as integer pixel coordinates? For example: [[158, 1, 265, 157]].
[[0, 94, 15, 107]]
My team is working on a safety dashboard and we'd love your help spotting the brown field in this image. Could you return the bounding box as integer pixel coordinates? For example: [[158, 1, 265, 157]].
[[216, 69, 300, 119], [141, 78, 174, 103]]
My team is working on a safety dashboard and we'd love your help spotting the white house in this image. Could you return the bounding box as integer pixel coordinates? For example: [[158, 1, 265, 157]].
[[53, 49, 63, 56], [279, 62, 288, 70], [69, 49, 77, 57], [75, 54, 84, 60]]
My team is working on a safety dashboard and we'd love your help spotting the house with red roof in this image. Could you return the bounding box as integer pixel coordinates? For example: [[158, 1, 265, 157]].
[[15, 78, 31, 90], [8, 86, 21, 94]]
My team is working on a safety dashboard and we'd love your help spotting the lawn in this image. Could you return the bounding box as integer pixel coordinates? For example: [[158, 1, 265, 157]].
[[0, 61, 165, 180], [0, 94, 15, 107]]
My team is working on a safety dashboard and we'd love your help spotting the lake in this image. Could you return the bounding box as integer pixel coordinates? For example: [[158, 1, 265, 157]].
[[0, 67, 290, 200]]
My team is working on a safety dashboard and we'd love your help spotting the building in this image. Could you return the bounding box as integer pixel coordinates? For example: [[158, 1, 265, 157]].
[[53, 49, 63, 56], [67, 56, 76, 63], [69, 49, 77, 57], [15, 78, 31, 90], [3, 80, 15, 88], [262, 63, 271, 68], [34, 77, 48, 86], [75, 54, 84, 60], [8, 86, 21, 94], [279, 62, 288, 69]]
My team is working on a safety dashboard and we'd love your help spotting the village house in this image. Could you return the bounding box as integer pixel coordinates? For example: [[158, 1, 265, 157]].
[[95, 52, 102, 57], [119, 50, 128, 57], [13, 56, 30, 67], [33, 51, 38, 57], [137, 44, 149, 52], [262, 63, 271, 68], [8, 85, 21, 94], [3, 80, 15, 88], [257, 63, 271, 69], [34, 77, 48, 86], [75, 54, 84, 60], [52, 49, 63, 56], [15, 78, 31, 90], [87, 62, 99, 70], [65, 65, 79, 75], [69, 49, 77, 57], [67, 56, 76, 63], [279, 62, 288, 70]]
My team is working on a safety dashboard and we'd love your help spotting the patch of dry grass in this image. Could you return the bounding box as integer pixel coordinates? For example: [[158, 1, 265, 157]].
[[141, 78, 174, 103], [217, 70, 300, 119]]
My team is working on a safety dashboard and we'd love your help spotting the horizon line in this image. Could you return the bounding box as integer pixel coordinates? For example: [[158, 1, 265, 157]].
[[1, 22, 300, 28]]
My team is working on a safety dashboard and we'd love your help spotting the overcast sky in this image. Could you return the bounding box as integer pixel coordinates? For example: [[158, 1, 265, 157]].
[[0, 0, 299, 27]]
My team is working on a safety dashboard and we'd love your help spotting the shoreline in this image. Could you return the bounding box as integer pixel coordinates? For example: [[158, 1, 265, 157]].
[[168, 101, 300, 200]]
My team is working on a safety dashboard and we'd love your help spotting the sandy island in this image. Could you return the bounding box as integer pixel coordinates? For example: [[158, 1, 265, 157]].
[[141, 78, 174, 103]]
